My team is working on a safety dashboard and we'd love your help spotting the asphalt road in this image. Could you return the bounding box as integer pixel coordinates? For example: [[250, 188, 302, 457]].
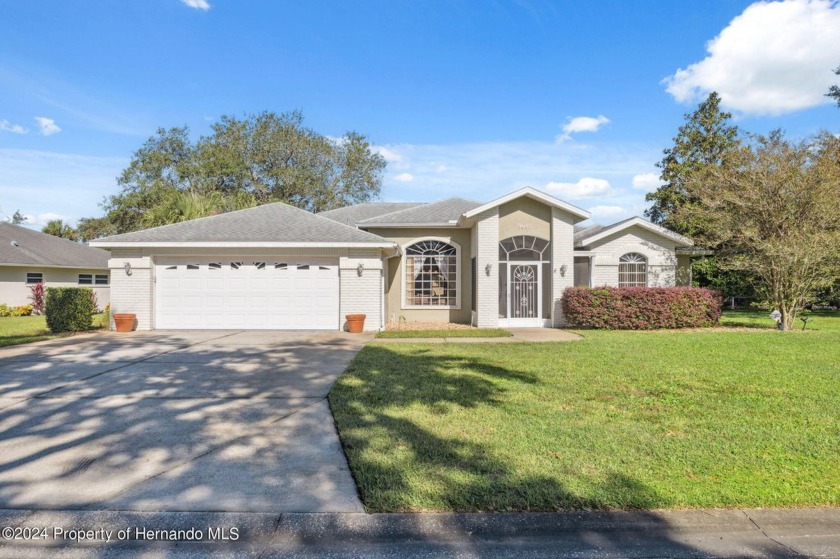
[[0, 508, 838, 558]]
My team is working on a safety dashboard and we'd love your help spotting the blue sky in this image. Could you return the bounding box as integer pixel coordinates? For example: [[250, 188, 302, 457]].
[[1, 0, 838, 228]]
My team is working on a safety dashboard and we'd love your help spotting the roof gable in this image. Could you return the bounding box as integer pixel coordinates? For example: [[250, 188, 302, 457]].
[[91, 202, 392, 246], [575, 217, 693, 248], [463, 187, 590, 221], [0, 223, 109, 268]]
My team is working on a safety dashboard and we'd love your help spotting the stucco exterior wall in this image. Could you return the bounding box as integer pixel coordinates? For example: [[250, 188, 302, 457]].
[[0, 266, 110, 308], [676, 254, 693, 286], [586, 225, 679, 287], [365, 227, 473, 325], [498, 197, 552, 240]]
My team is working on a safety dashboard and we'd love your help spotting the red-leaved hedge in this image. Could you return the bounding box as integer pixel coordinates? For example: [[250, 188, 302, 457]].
[[562, 286, 723, 330]]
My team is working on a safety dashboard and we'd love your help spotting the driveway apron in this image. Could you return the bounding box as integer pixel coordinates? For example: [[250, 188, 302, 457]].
[[0, 330, 370, 512]]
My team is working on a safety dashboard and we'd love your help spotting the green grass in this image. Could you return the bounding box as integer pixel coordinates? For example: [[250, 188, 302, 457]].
[[376, 328, 512, 339], [720, 309, 838, 331], [330, 310, 840, 512], [0, 314, 108, 348]]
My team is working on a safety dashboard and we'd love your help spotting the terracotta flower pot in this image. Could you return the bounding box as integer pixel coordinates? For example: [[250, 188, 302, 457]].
[[345, 314, 366, 333], [113, 313, 136, 333]]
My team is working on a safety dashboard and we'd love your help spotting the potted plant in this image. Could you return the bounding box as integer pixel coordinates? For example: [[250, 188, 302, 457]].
[[113, 313, 137, 332], [345, 313, 366, 333]]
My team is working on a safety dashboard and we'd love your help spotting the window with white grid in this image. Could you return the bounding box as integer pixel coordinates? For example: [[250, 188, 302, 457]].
[[618, 253, 647, 287], [405, 240, 457, 306]]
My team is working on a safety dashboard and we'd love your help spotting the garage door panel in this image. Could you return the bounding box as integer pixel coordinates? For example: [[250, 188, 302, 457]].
[[155, 258, 340, 330], [160, 278, 181, 289], [226, 279, 247, 289]]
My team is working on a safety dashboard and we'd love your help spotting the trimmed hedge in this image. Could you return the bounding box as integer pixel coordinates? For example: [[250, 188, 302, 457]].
[[45, 287, 95, 333], [562, 286, 723, 330]]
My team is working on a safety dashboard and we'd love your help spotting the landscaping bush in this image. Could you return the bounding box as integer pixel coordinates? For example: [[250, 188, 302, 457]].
[[0, 304, 33, 317], [562, 286, 723, 329], [44, 287, 95, 333]]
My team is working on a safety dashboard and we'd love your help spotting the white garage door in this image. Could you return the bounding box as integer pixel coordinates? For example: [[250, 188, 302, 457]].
[[155, 258, 340, 330]]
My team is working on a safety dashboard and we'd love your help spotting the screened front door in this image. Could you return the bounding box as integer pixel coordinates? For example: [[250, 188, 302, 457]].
[[498, 235, 551, 327], [506, 262, 543, 326]]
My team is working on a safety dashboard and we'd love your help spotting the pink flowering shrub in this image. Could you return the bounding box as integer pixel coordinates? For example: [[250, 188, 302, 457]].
[[562, 286, 723, 330]]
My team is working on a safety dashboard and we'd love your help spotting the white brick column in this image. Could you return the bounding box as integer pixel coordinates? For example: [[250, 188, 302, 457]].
[[551, 208, 575, 327], [108, 255, 154, 330], [475, 208, 499, 328], [339, 253, 384, 332]]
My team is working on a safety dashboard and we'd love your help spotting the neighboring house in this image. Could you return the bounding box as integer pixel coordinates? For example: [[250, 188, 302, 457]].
[[0, 223, 111, 308], [91, 187, 696, 331]]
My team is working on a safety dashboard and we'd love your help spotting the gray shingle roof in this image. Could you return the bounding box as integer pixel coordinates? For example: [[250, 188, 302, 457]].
[[318, 202, 423, 226], [358, 197, 483, 226], [0, 223, 109, 268], [93, 202, 390, 244], [573, 224, 606, 247]]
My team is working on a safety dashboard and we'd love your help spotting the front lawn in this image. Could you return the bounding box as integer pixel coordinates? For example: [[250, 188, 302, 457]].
[[720, 309, 838, 331], [329, 311, 840, 511], [376, 328, 511, 339], [0, 314, 108, 347]]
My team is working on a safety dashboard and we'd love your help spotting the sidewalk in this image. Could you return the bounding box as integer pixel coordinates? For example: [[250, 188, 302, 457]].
[[374, 327, 582, 344], [1, 507, 837, 558]]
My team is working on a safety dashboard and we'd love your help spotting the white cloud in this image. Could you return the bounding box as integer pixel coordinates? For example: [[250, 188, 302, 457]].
[[393, 172, 414, 182], [544, 177, 612, 199], [557, 115, 610, 142], [587, 205, 629, 221], [182, 0, 211, 10], [0, 119, 28, 134], [664, 0, 840, 115], [631, 172, 662, 191], [375, 140, 658, 204], [374, 146, 404, 163], [34, 117, 61, 136], [433, 164, 448, 173], [23, 212, 73, 227]]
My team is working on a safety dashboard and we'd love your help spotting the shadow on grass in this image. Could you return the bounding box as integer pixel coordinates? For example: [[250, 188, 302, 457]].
[[0, 314, 108, 347], [330, 345, 664, 513]]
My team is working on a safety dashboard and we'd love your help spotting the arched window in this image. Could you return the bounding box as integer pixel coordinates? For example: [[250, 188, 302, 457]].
[[498, 235, 550, 261], [618, 253, 647, 287], [405, 240, 458, 306]]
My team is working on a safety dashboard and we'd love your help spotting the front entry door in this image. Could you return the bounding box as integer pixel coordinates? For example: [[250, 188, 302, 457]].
[[506, 262, 543, 327]]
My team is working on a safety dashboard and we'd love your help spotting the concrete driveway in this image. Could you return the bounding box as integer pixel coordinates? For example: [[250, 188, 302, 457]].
[[0, 330, 371, 513]]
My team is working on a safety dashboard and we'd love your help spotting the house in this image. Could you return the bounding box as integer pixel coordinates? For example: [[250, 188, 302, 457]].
[[0, 223, 111, 308], [91, 187, 696, 331]]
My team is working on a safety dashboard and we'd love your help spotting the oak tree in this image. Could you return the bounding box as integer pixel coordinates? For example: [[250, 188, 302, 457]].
[[678, 131, 840, 330], [85, 111, 386, 236]]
